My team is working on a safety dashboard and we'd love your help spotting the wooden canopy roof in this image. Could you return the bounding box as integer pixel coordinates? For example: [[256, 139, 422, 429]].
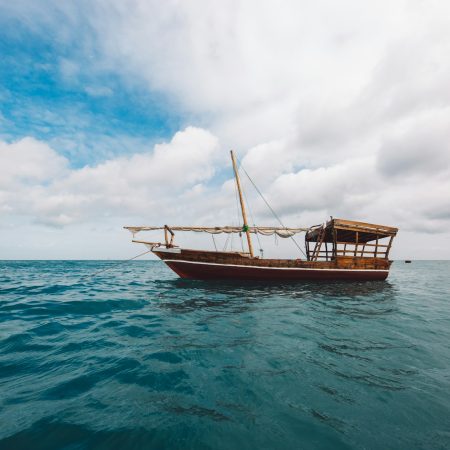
[[305, 219, 398, 244]]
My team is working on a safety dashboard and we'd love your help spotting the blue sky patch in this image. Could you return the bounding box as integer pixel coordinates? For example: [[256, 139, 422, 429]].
[[0, 11, 185, 167]]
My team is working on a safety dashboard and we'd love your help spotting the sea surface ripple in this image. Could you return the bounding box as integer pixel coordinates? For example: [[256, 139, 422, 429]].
[[0, 260, 449, 449]]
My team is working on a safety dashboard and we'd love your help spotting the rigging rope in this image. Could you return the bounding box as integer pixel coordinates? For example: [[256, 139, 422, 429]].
[[239, 232, 245, 253], [236, 155, 307, 259], [239, 163, 264, 258], [223, 233, 230, 251], [80, 249, 151, 280], [233, 174, 241, 227]]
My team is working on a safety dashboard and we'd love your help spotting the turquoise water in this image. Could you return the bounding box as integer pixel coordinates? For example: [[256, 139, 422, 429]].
[[0, 260, 449, 449]]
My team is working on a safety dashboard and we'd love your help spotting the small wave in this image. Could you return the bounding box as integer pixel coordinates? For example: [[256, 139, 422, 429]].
[[0, 260, 449, 449]]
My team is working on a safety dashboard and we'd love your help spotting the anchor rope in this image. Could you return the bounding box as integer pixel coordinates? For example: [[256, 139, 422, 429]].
[[80, 250, 151, 280]]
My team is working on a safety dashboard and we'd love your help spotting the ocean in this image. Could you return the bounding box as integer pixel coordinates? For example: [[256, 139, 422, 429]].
[[0, 260, 449, 449]]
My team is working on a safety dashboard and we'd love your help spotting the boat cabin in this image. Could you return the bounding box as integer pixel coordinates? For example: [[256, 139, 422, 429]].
[[305, 219, 398, 262]]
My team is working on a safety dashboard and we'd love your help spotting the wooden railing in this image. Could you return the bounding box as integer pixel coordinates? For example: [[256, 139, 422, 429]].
[[306, 241, 392, 261]]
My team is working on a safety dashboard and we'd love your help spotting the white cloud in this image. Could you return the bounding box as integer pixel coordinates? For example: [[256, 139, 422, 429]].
[[377, 110, 450, 179], [0, 127, 222, 227], [86, 0, 450, 146], [2, 122, 449, 259], [2, 0, 450, 258], [0, 137, 68, 188]]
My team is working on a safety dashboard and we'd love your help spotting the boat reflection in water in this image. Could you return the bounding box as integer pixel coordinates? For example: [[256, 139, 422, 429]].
[[155, 277, 398, 319]]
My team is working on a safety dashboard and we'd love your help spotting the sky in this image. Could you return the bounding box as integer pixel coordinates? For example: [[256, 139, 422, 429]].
[[1, 0, 450, 259]]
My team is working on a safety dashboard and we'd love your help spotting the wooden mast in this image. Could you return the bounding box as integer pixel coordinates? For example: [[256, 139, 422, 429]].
[[230, 150, 254, 257]]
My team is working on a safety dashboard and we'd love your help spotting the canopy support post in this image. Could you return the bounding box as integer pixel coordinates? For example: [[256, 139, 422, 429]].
[[386, 235, 394, 259], [164, 225, 175, 247], [164, 225, 169, 247]]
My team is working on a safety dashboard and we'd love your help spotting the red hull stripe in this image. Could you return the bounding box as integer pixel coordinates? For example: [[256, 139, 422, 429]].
[[162, 259, 389, 273]]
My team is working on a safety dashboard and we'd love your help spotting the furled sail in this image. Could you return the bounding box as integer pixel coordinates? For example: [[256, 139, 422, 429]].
[[124, 226, 308, 238]]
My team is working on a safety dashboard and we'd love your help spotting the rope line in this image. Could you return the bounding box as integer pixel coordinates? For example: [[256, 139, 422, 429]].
[[236, 156, 307, 259], [232, 171, 245, 252], [239, 162, 264, 257], [80, 250, 151, 280], [233, 174, 242, 226], [223, 233, 230, 251]]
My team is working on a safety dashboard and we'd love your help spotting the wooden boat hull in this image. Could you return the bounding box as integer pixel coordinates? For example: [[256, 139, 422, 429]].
[[153, 248, 391, 281], [164, 260, 388, 281]]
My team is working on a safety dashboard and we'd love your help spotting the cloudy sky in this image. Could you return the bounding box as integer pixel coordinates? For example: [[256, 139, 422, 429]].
[[1, 0, 449, 259]]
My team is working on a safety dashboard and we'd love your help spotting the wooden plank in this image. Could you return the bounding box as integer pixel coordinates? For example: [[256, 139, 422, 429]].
[[332, 218, 398, 233], [153, 247, 393, 270], [334, 226, 397, 238], [132, 240, 165, 246], [312, 226, 325, 261], [335, 250, 386, 255], [354, 231, 359, 257], [336, 242, 389, 248], [333, 227, 337, 259]]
